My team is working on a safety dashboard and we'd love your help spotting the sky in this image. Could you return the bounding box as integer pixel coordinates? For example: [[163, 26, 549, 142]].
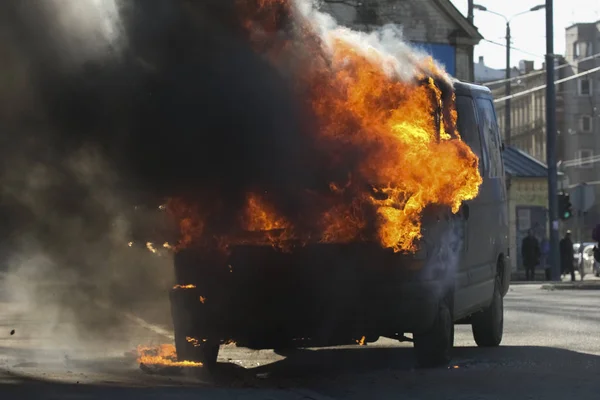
[[451, 0, 600, 70]]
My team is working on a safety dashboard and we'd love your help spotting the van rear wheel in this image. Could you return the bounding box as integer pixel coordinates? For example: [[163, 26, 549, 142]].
[[171, 289, 219, 369], [413, 298, 453, 368], [174, 333, 220, 369], [472, 276, 503, 347]]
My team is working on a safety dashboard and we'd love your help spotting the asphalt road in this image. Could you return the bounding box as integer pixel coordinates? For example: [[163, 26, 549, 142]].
[[1, 282, 600, 399]]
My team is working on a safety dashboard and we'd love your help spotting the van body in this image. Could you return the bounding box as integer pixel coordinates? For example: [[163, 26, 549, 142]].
[[169, 81, 510, 368]]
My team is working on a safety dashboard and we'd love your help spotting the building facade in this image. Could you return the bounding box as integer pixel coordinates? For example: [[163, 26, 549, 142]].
[[321, 0, 483, 81], [478, 57, 567, 166], [559, 21, 600, 238], [503, 146, 559, 273]]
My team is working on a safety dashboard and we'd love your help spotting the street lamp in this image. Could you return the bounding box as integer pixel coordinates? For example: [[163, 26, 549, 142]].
[[473, 4, 545, 146]]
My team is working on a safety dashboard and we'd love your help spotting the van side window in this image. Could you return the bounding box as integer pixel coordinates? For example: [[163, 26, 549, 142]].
[[456, 95, 486, 176], [476, 98, 502, 178]]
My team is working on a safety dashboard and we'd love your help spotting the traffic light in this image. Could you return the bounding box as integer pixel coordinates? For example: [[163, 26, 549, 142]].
[[558, 192, 573, 220]]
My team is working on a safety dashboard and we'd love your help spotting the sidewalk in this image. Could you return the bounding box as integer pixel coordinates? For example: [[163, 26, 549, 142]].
[[510, 269, 598, 283], [541, 276, 600, 291], [509, 269, 600, 290]]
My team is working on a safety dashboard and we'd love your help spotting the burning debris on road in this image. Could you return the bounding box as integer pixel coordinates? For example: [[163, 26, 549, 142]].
[[137, 344, 203, 371]]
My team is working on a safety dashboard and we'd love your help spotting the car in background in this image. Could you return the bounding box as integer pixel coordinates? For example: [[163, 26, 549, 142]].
[[573, 242, 596, 277]]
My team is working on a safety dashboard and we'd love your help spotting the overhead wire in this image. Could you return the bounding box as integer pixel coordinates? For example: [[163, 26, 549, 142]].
[[484, 51, 600, 87], [493, 65, 600, 103], [481, 38, 545, 60], [482, 51, 600, 87], [562, 153, 600, 168]]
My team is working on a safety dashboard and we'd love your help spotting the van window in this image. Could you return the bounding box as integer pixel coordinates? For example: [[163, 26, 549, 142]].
[[456, 95, 486, 176], [475, 98, 502, 178]]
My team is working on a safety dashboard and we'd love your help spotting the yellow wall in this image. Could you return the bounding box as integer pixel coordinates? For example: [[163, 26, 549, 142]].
[[507, 177, 549, 271]]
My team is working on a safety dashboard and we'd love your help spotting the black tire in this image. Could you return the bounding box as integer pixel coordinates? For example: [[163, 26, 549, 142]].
[[174, 333, 220, 369], [413, 299, 454, 368], [595, 271, 600, 278], [170, 290, 219, 369], [472, 276, 503, 347]]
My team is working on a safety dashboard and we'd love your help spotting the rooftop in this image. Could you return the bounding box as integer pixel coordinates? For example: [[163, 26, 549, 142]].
[[503, 145, 562, 178], [565, 20, 600, 31]]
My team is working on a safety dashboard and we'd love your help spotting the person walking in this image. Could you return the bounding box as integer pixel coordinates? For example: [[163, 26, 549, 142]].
[[577, 242, 586, 281], [560, 231, 575, 282], [521, 229, 541, 281]]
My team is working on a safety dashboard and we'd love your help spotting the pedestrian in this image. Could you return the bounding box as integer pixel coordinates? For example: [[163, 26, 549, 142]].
[[577, 242, 586, 281], [560, 230, 575, 282], [540, 236, 551, 281], [521, 229, 541, 281], [593, 244, 600, 277]]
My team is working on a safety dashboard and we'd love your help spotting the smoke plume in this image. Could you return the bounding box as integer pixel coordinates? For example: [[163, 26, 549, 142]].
[[0, 0, 475, 361]]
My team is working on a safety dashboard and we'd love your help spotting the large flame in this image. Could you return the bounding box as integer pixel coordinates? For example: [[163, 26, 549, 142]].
[[166, 0, 481, 253]]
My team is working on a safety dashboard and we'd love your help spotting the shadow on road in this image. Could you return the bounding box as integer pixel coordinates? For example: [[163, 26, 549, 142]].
[[2, 345, 600, 398], [250, 344, 600, 379]]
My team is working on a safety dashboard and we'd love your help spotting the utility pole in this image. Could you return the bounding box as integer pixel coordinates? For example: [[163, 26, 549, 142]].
[[545, 0, 560, 281], [505, 22, 511, 145], [468, 0, 474, 23], [467, 0, 475, 82]]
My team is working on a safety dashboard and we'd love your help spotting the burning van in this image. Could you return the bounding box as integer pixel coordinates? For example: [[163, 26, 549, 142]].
[[166, 75, 509, 369], [144, 1, 508, 369], [1, 0, 509, 372], [166, 82, 510, 366]]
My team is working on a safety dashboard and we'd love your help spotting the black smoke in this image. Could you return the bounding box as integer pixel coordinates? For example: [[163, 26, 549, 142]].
[[0, 0, 338, 349], [3, 0, 326, 227]]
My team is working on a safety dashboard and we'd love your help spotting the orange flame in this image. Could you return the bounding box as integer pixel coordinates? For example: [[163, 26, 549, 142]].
[[173, 284, 196, 289], [136, 344, 202, 368], [186, 336, 207, 347], [146, 242, 157, 254], [166, 198, 204, 251], [166, 1, 481, 253], [243, 193, 289, 232]]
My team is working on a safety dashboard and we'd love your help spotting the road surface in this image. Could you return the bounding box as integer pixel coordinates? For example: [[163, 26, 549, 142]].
[[1, 283, 600, 399]]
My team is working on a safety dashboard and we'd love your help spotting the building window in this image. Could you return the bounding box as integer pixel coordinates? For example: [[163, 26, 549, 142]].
[[576, 149, 594, 168], [476, 98, 503, 178], [578, 78, 592, 96], [580, 115, 593, 133], [574, 42, 593, 58]]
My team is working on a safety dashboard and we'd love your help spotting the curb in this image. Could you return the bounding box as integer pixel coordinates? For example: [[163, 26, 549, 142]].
[[541, 283, 600, 291]]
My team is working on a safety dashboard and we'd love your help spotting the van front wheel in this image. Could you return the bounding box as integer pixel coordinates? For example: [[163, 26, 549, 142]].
[[472, 277, 503, 347]]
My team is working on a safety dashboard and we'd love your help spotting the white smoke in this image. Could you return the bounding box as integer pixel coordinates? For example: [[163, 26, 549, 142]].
[[0, 0, 171, 364], [419, 214, 465, 299], [1, 145, 174, 364], [297, 0, 451, 82]]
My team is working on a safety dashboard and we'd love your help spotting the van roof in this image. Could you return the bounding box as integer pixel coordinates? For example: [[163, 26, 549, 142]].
[[452, 80, 492, 97]]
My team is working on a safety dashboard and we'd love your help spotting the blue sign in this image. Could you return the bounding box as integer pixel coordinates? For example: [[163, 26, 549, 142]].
[[412, 43, 456, 76]]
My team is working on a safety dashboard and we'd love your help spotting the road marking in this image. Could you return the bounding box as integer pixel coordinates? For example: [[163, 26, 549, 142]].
[[93, 300, 174, 341]]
